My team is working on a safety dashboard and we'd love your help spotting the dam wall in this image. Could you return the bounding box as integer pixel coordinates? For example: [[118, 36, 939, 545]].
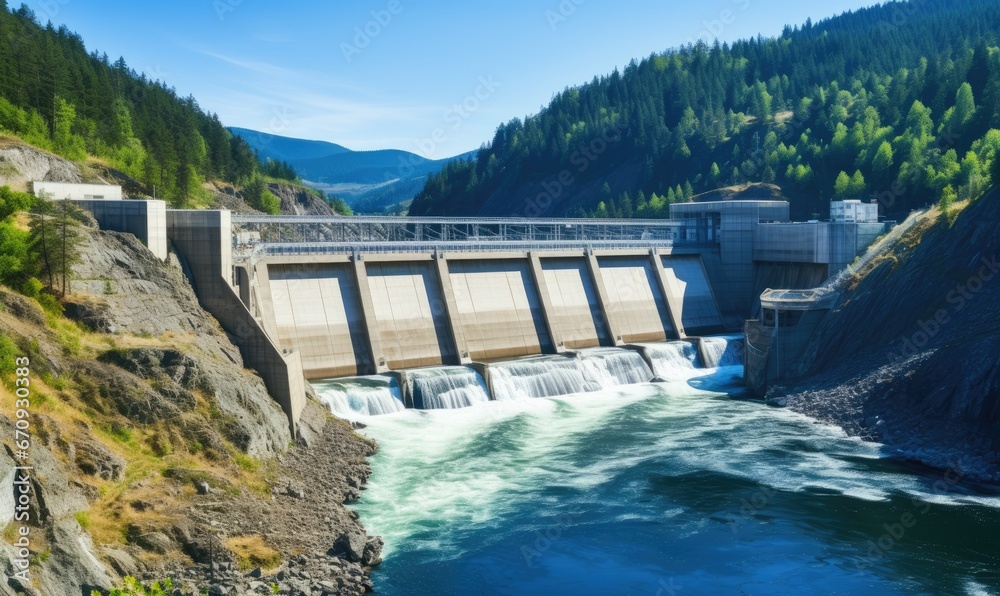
[[248, 249, 724, 379], [166, 210, 306, 435]]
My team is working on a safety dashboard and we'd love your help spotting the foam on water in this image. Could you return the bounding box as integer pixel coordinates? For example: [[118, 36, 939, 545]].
[[313, 375, 405, 419], [489, 356, 594, 400], [489, 348, 654, 400], [640, 340, 701, 381], [700, 334, 744, 368], [574, 347, 654, 388], [407, 366, 491, 410], [350, 368, 1000, 594]]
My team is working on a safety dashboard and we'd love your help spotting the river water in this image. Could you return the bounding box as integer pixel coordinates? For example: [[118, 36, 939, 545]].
[[317, 346, 1000, 595]]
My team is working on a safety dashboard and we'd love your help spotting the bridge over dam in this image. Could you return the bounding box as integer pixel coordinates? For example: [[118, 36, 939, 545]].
[[60, 192, 890, 433]]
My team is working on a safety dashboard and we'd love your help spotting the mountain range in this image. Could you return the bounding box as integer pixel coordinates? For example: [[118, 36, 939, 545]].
[[230, 127, 472, 214]]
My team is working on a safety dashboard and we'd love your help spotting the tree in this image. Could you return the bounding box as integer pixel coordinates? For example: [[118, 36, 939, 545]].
[[52, 96, 86, 160], [751, 81, 773, 122], [29, 198, 82, 296], [849, 170, 867, 200], [242, 176, 280, 214], [953, 83, 977, 128], [939, 184, 956, 222], [0, 186, 35, 220], [872, 141, 894, 175], [28, 199, 55, 290], [708, 162, 721, 183], [834, 171, 851, 199]]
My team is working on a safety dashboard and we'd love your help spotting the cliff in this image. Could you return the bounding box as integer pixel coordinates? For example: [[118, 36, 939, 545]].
[[771, 189, 1000, 481], [0, 214, 379, 593]]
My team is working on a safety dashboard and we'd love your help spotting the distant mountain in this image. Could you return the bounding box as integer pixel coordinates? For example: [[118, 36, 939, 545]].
[[229, 127, 350, 162], [231, 128, 472, 213]]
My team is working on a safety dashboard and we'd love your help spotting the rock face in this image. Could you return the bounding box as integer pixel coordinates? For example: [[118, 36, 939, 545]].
[[774, 188, 1000, 480], [70, 227, 292, 457], [269, 182, 336, 216], [0, 143, 82, 190]]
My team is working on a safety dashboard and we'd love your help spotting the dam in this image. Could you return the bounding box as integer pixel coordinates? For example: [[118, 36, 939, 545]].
[[52, 184, 891, 433]]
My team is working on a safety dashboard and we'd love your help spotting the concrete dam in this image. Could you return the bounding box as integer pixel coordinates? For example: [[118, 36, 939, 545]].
[[58, 189, 889, 433], [249, 250, 721, 379]]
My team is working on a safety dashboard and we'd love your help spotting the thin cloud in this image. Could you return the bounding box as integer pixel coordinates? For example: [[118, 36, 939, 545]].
[[195, 49, 293, 77]]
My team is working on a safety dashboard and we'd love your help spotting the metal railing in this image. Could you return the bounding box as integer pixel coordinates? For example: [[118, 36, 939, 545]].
[[245, 239, 700, 260], [232, 214, 683, 246]]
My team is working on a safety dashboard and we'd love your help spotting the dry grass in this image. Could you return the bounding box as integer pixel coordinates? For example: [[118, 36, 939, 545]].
[[225, 535, 281, 571], [0, 300, 280, 550]]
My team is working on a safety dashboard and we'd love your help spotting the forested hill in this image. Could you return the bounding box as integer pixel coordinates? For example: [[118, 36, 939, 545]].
[[0, 3, 281, 207], [409, 0, 1000, 220]]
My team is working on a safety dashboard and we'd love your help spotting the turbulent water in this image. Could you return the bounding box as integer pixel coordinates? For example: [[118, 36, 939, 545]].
[[311, 340, 1000, 594], [701, 334, 744, 368], [408, 366, 491, 410], [640, 340, 701, 380], [312, 376, 405, 417], [344, 366, 1000, 595], [489, 349, 653, 400]]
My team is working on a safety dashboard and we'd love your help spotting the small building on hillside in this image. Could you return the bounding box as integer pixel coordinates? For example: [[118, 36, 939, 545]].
[[32, 181, 123, 201], [830, 199, 879, 223]]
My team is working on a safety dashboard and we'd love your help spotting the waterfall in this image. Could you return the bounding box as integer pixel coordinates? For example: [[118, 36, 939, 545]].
[[575, 348, 654, 388], [642, 341, 701, 381], [313, 375, 405, 417], [409, 367, 491, 410], [701, 335, 744, 368], [490, 349, 654, 400], [490, 357, 593, 400]]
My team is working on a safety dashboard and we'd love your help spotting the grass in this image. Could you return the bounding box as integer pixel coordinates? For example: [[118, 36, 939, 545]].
[[0, 269, 289, 560], [74, 511, 91, 530], [224, 535, 281, 571]]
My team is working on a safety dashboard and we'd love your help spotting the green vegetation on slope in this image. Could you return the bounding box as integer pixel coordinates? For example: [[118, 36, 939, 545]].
[[0, 3, 297, 207], [409, 0, 1000, 220]]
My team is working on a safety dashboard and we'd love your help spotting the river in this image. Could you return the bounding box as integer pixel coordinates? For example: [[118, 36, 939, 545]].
[[317, 344, 1000, 595]]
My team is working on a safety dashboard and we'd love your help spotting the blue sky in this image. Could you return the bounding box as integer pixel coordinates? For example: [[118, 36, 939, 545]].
[[39, 0, 881, 159]]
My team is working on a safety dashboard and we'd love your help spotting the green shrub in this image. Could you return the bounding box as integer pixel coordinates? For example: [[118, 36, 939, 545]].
[[0, 333, 18, 379], [92, 576, 173, 596]]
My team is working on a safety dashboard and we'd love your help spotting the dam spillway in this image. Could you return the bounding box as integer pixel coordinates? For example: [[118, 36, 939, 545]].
[[250, 248, 725, 380], [312, 337, 744, 418]]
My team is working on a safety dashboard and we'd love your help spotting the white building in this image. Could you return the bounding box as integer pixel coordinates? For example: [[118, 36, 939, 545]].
[[32, 182, 122, 201], [830, 199, 879, 223]]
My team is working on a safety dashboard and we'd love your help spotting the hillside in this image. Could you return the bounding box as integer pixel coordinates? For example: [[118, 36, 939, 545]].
[[0, 209, 381, 594], [773, 189, 1000, 480], [409, 0, 1000, 221], [0, 5, 305, 211], [233, 128, 472, 214]]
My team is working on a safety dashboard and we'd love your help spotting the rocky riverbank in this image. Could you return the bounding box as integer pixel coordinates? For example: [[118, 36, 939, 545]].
[[0, 212, 382, 594], [769, 189, 1000, 482]]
